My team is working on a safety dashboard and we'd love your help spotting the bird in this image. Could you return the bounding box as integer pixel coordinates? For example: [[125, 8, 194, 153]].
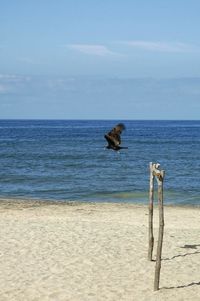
[[104, 123, 128, 151]]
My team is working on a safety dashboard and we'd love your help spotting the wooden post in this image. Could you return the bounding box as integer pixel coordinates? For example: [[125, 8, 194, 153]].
[[154, 169, 165, 291], [148, 162, 154, 261]]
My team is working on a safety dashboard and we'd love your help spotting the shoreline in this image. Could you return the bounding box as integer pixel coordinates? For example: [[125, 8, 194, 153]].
[[0, 197, 199, 209]]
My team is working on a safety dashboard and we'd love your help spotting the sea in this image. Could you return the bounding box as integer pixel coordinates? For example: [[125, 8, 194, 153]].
[[0, 120, 199, 206]]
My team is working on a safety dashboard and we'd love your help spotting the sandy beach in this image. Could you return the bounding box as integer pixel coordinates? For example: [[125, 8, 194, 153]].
[[0, 199, 200, 301]]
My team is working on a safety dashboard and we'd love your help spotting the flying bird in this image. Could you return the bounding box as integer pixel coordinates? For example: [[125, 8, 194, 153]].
[[104, 123, 128, 151]]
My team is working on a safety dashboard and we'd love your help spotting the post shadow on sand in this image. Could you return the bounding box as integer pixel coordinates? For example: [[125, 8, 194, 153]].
[[163, 250, 200, 261], [163, 244, 200, 261], [161, 244, 200, 290], [163, 281, 200, 290]]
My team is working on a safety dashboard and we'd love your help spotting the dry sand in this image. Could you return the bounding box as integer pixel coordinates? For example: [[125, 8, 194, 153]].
[[0, 199, 200, 301]]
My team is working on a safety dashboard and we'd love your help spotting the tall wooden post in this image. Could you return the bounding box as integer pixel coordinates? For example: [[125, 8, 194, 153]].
[[148, 162, 154, 261], [154, 169, 165, 291]]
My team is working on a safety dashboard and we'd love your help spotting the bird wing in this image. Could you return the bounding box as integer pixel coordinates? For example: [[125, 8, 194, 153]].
[[104, 134, 117, 147], [110, 132, 121, 146], [105, 123, 125, 146]]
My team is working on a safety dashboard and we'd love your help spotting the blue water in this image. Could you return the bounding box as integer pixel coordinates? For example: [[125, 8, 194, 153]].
[[0, 120, 199, 205]]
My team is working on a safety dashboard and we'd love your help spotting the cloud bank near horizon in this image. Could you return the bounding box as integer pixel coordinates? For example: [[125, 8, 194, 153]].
[[1, 74, 200, 119], [67, 44, 120, 57], [121, 40, 199, 53], [66, 40, 199, 58]]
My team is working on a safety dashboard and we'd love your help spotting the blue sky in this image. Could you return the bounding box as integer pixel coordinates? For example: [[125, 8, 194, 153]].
[[1, 0, 200, 119]]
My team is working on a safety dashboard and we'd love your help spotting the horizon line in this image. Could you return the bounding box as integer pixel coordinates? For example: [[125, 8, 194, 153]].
[[0, 118, 200, 121]]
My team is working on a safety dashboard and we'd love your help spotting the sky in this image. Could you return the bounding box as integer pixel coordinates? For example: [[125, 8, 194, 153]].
[[0, 0, 200, 119]]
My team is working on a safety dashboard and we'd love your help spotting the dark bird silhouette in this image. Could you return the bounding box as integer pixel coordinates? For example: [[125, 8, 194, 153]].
[[104, 123, 128, 151]]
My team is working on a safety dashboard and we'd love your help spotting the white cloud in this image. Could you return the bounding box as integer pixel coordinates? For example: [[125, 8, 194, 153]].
[[18, 57, 35, 64], [0, 74, 19, 80], [0, 74, 31, 82], [67, 44, 120, 57], [0, 74, 32, 95], [122, 40, 199, 53]]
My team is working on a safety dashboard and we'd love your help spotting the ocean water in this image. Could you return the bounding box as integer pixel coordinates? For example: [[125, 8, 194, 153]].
[[0, 120, 199, 205]]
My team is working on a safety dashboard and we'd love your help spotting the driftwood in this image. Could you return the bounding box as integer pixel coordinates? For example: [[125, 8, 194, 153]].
[[148, 162, 154, 261], [154, 169, 165, 291], [148, 162, 165, 291]]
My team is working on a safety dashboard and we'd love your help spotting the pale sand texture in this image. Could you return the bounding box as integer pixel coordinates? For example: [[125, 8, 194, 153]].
[[0, 199, 200, 301]]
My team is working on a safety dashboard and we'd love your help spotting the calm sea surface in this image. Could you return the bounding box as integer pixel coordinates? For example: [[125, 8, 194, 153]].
[[0, 120, 199, 205]]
